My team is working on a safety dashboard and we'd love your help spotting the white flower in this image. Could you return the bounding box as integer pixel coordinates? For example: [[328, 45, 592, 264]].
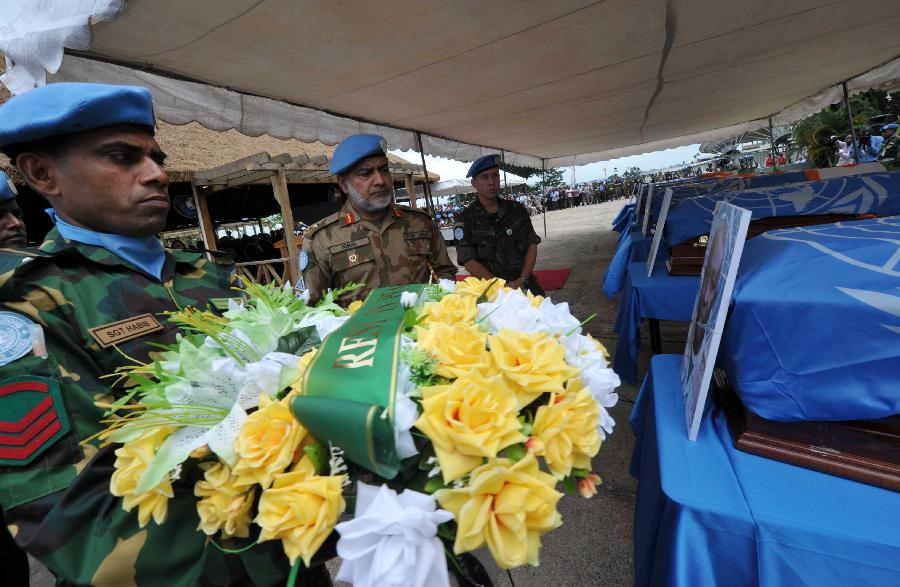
[[562, 334, 609, 370], [393, 345, 420, 459], [438, 278, 456, 293], [335, 483, 454, 587], [400, 290, 419, 309], [477, 288, 542, 333], [535, 298, 582, 336], [298, 311, 348, 340], [581, 365, 621, 439]]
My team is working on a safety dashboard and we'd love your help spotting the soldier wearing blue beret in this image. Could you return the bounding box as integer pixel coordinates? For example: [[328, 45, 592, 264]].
[[302, 133, 457, 304], [0, 83, 324, 585], [0, 171, 27, 248], [454, 154, 543, 294], [879, 122, 899, 168]]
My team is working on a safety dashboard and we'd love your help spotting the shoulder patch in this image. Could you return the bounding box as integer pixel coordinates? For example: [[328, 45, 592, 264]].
[[0, 312, 35, 366], [0, 375, 71, 466], [304, 213, 340, 238], [454, 227, 465, 240]]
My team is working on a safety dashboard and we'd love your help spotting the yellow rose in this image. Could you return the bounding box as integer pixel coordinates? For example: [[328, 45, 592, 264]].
[[489, 329, 579, 408], [286, 349, 319, 400], [347, 300, 364, 314], [110, 427, 174, 528], [421, 293, 478, 325], [232, 394, 306, 489], [415, 322, 492, 379], [530, 386, 601, 479], [414, 375, 524, 482], [436, 453, 562, 569], [194, 462, 255, 538], [455, 277, 506, 301], [256, 468, 346, 566]]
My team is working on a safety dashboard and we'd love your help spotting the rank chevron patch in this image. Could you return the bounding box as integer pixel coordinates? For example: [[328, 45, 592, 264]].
[[0, 376, 71, 466]]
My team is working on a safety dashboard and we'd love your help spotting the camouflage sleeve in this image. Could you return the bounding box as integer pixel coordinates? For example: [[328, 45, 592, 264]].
[[0, 305, 293, 586], [454, 215, 476, 266], [301, 232, 331, 306], [428, 221, 458, 280], [513, 202, 541, 248]]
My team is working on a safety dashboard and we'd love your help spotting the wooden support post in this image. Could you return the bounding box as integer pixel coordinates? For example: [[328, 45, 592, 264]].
[[843, 81, 860, 164], [415, 132, 436, 216], [404, 174, 418, 210], [191, 182, 218, 259], [270, 167, 299, 286]]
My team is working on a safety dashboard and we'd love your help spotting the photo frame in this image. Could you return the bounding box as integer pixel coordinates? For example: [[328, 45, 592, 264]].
[[680, 202, 751, 441], [641, 183, 655, 236], [646, 188, 673, 276]]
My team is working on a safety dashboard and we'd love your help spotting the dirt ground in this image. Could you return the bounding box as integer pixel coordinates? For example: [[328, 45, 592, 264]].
[[29, 199, 686, 586]]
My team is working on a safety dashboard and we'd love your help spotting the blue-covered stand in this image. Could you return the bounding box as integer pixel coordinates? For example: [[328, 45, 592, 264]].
[[721, 216, 900, 421], [631, 355, 900, 587]]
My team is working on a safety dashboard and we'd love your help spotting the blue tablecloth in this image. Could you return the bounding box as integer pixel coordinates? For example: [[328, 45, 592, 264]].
[[603, 229, 655, 298], [665, 172, 900, 246], [612, 203, 635, 232], [612, 262, 698, 384], [631, 355, 900, 587], [720, 215, 900, 421]]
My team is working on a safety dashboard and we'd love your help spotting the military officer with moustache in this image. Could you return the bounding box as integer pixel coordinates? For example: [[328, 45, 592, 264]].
[[302, 134, 457, 305], [454, 155, 544, 295], [0, 83, 331, 586]]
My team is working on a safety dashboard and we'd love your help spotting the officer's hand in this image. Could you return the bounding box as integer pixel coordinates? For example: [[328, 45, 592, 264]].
[[507, 278, 524, 290]]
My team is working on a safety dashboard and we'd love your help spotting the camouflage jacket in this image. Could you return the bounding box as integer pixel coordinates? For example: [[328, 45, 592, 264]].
[[0, 228, 293, 586], [454, 197, 541, 280], [302, 201, 457, 305]]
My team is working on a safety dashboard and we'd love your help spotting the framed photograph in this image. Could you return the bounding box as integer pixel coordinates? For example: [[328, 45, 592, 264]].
[[680, 202, 751, 441], [633, 184, 647, 222], [641, 183, 655, 236], [646, 188, 673, 277]]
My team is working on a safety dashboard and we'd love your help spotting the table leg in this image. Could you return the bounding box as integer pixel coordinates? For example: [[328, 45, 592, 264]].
[[649, 318, 662, 354]]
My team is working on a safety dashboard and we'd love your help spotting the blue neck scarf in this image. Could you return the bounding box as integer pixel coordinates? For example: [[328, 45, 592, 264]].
[[46, 209, 166, 281]]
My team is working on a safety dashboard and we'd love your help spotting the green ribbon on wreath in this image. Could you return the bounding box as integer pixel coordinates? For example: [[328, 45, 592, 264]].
[[290, 284, 424, 479]]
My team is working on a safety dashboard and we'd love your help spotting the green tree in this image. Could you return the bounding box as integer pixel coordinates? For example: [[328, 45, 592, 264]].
[[622, 166, 643, 180], [528, 167, 565, 190], [792, 90, 898, 167]]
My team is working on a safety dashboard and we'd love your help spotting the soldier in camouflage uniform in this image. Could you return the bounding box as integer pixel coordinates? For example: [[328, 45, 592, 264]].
[[0, 83, 326, 586], [302, 134, 456, 305], [878, 122, 900, 170], [454, 155, 543, 295]]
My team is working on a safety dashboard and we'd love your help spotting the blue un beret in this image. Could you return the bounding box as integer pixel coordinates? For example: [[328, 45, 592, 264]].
[[0, 82, 156, 155], [329, 134, 388, 175], [0, 171, 17, 202], [467, 154, 501, 178], [882, 123, 898, 130]]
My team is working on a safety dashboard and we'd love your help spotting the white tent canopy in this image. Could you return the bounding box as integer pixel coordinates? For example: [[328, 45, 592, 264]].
[[399, 177, 528, 201], [2, 0, 900, 167]]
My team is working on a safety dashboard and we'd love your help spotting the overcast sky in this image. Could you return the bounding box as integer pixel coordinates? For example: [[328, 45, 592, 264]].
[[391, 143, 702, 184]]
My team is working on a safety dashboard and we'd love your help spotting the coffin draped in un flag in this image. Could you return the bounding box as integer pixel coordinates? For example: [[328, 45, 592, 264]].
[[664, 173, 900, 275], [716, 216, 900, 490]]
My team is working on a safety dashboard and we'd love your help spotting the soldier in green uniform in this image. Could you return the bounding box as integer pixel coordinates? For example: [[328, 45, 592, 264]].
[[878, 122, 899, 170], [454, 155, 544, 295], [0, 83, 324, 586], [0, 171, 27, 248], [302, 134, 457, 305]]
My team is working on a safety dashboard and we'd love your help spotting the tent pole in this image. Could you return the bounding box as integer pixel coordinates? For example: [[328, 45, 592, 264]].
[[843, 81, 860, 164], [768, 116, 776, 168], [541, 159, 547, 239], [415, 132, 436, 215], [191, 181, 217, 261], [501, 150, 510, 198]]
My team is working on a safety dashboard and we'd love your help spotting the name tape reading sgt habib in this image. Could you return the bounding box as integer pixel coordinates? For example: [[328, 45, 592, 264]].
[[88, 313, 165, 348]]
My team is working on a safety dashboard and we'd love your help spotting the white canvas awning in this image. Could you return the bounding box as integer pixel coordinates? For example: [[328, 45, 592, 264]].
[[2, 0, 900, 167]]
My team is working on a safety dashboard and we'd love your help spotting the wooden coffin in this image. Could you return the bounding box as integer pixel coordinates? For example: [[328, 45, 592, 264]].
[[667, 213, 873, 275], [713, 369, 900, 492]]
